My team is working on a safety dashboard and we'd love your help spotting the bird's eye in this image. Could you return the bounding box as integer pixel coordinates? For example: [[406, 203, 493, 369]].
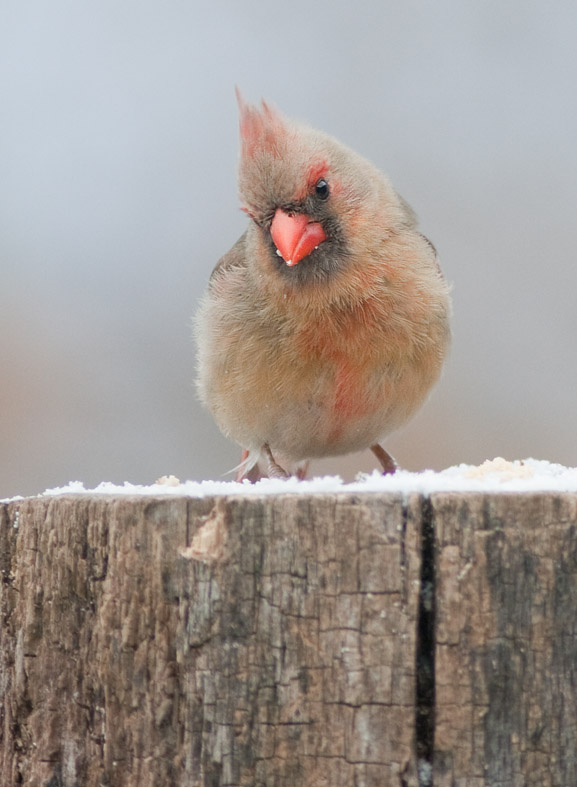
[[314, 179, 330, 201]]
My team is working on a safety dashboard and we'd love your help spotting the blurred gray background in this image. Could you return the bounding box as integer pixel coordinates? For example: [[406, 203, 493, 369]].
[[2, 1, 576, 498]]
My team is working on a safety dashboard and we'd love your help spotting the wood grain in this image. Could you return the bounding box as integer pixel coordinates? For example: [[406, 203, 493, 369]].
[[0, 493, 422, 786], [2, 491, 577, 785], [432, 492, 577, 786]]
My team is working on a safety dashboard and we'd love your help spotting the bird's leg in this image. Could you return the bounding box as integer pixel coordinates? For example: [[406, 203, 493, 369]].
[[236, 449, 265, 483], [370, 444, 398, 475], [263, 444, 290, 479]]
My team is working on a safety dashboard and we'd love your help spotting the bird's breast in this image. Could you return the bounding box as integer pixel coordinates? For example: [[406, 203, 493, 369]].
[[288, 303, 388, 442]]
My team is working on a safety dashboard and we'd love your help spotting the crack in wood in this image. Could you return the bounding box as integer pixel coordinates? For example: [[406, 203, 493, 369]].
[[416, 495, 436, 786]]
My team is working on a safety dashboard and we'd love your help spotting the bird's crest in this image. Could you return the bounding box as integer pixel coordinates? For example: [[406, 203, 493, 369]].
[[236, 88, 288, 160]]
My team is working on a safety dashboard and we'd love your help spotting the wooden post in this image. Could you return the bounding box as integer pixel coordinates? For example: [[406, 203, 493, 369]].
[[431, 492, 577, 785], [1, 491, 576, 786]]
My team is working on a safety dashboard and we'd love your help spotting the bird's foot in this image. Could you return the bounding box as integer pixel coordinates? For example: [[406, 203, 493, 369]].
[[235, 449, 265, 483], [236, 447, 305, 481], [264, 444, 290, 479], [370, 444, 398, 475]]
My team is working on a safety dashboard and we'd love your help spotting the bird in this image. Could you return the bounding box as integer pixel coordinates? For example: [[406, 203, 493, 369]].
[[195, 91, 451, 481]]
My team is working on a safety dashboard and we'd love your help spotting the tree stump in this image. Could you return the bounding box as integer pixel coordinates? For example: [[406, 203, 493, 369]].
[[0, 491, 576, 786]]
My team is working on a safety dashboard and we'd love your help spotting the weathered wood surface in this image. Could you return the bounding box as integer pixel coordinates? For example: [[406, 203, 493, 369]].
[[0, 492, 576, 787], [0, 493, 422, 787], [432, 493, 577, 786]]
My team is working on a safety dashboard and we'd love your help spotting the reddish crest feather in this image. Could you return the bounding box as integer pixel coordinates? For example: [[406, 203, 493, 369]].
[[235, 90, 330, 201], [235, 88, 287, 160]]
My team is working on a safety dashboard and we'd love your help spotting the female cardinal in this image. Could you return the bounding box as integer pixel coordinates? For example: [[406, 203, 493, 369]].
[[195, 93, 451, 481]]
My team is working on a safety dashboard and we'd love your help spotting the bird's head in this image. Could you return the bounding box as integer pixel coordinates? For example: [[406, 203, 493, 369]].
[[235, 91, 402, 286]]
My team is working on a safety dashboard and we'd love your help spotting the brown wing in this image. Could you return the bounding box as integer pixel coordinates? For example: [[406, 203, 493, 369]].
[[395, 192, 418, 229], [396, 190, 443, 276], [418, 232, 443, 276], [209, 231, 249, 285]]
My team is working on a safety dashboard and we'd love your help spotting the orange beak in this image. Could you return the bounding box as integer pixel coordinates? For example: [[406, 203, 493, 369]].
[[270, 208, 326, 266]]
